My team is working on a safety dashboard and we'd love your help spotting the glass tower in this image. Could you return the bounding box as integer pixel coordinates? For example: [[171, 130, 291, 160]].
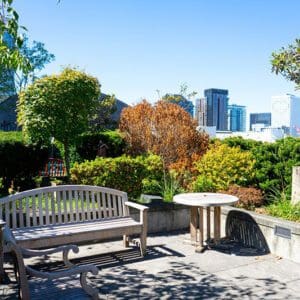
[[249, 113, 271, 131], [204, 89, 228, 130], [228, 104, 246, 132]]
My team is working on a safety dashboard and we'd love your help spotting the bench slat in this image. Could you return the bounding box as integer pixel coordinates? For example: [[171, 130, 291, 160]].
[[69, 190, 74, 223], [38, 194, 43, 226], [96, 192, 101, 219], [0, 185, 130, 229], [75, 190, 80, 222], [18, 199, 24, 228], [51, 193, 56, 224], [63, 190, 67, 223], [45, 193, 50, 225], [12, 200, 17, 229], [32, 196, 37, 226], [57, 191, 62, 224], [86, 191, 91, 221], [25, 197, 30, 227], [13, 217, 141, 240], [80, 190, 85, 221], [91, 191, 96, 220], [101, 192, 107, 218], [107, 193, 112, 218]]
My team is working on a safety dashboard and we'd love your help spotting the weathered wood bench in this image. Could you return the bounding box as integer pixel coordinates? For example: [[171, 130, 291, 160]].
[[0, 185, 148, 298]]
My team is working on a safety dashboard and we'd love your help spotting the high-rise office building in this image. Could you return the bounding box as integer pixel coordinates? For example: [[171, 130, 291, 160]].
[[204, 89, 228, 130], [249, 113, 271, 131], [195, 98, 207, 126], [228, 104, 246, 132], [271, 94, 300, 136]]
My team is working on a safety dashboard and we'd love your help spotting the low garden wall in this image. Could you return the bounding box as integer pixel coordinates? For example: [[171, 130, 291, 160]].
[[131, 203, 300, 263]]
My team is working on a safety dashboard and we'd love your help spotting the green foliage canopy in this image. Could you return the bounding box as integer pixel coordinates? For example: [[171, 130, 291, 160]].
[[271, 38, 300, 90], [0, 0, 30, 71], [71, 154, 164, 200], [18, 68, 101, 176]]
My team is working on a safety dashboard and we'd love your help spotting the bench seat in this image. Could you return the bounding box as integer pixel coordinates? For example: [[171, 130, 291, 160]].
[[13, 217, 143, 249]]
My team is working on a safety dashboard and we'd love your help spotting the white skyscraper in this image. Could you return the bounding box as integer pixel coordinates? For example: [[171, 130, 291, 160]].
[[271, 94, 300, 137]]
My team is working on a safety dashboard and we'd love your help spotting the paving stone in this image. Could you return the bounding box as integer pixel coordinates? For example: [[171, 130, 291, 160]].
[[2, 231, 300, 300]]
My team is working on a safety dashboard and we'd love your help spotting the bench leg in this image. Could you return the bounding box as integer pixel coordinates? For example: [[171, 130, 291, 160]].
[[123, 235, 130, 248], [80, 272, 99, 300], [139, 232, 147, 257], [139, 210, 147, 257]]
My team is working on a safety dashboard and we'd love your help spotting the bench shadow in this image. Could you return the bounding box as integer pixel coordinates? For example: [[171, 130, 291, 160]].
[[212, 209, 270, 256], [31, 244, 184, 272]]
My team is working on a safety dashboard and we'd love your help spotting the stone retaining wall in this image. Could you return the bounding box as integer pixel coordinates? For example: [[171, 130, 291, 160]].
[[131, 203, 300, 263]]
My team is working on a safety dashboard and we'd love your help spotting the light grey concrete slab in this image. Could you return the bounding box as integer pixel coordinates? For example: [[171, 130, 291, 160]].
[[2, 231, 300, 300]]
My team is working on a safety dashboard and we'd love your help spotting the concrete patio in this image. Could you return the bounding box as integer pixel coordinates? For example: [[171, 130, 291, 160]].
[[2, 231, 300, 299]]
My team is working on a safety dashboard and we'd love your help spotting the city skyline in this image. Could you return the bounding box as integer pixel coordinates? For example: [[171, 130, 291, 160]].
[[13, 0, 300, 114]]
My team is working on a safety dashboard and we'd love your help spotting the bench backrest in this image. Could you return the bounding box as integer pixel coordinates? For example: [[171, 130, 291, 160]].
[[0, 185, 129, 230]]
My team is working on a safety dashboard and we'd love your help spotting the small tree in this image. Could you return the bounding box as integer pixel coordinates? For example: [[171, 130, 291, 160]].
[[18, 68, 100, 177], [119, 100, 209, 168], [271, 38, 300, 90], [0, 0, 30, 71]]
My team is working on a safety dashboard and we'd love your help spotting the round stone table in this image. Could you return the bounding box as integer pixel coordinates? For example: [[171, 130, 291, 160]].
[[173, 193, 238, 252]]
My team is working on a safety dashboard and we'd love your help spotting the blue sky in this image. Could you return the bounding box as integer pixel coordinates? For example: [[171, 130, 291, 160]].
[[14, 0, 300, 115]]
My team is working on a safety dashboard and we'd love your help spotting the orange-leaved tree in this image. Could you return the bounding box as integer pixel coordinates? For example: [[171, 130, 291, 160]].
[[119, 100, 209, 169]]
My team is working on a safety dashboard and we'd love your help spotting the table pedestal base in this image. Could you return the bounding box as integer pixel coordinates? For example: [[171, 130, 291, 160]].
[[190, 206, 221, 253]]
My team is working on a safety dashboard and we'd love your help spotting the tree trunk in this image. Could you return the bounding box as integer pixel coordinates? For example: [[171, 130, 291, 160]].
[[64, 141, 71, 179]]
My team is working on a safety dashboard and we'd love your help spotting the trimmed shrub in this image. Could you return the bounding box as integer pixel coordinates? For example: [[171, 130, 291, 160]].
[[192, 142, 255, 192], [0, 131, 23, 143], [251, 137, 300, 196], [220, 185, 264, 210], [74, 130, 126, 162], [0, 134, 48, 194], [220, 136, 300, 198], [71, 154, 163, 200]]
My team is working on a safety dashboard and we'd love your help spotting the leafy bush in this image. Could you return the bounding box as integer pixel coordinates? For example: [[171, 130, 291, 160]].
[[191, 176, 216, 192], [252, 137, 300, 196], [0, 136, 48, 194], [221, 137, 262, 151], [266, 200, 300, 222], [218, 137, 300, 199], [220, 185, 264, 210], [74, 130, 125, 162], [192, 143, 255, 191], [0, 131, 23, 143], [71, 154, 163, 200]]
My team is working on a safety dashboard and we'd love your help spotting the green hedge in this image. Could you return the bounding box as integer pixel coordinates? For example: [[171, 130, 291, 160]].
[[222, 137, 300, 198], [71, 154, 163, 200], [0, 131, 48, 194], [74, 130, 126, 162]]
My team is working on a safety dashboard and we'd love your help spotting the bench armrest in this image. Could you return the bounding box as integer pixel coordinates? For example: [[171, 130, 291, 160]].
[[124, 201, 148, 224], [124, 201, 149, 211]]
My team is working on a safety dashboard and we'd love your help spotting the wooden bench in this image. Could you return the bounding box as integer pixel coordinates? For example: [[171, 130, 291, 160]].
[[0, 185, 148, 298]]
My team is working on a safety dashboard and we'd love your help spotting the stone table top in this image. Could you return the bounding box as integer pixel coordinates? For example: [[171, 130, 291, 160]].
[[173, 193, 239, 207]]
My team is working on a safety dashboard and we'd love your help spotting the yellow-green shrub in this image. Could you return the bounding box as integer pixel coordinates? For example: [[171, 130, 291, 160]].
[[192, 143, 255, 191]]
